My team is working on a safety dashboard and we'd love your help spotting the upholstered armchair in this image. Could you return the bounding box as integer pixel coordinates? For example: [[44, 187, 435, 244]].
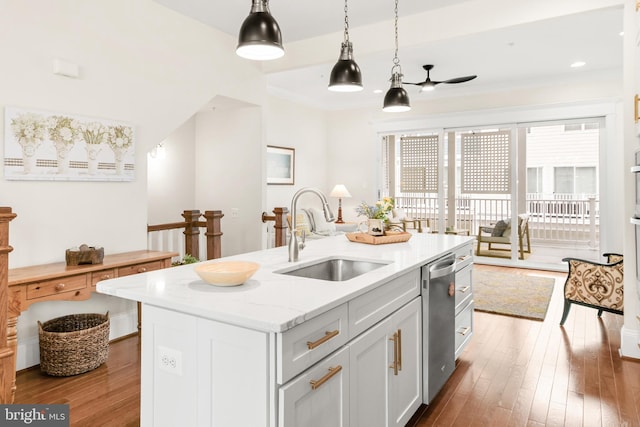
[[476, 214, 531, 259], [560, 253, 623, 326]]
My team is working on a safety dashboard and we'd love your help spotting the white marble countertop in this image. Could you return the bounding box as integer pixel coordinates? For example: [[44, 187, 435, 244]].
[[97, 232, 473, 333]]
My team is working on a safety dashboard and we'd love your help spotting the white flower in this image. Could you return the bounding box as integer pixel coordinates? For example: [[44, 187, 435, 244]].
[[48, 116, 80, 146], [11, 113, 47, 146]]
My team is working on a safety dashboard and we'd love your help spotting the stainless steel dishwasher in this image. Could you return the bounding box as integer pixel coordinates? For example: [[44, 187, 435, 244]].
[[422, 253, 457, 404]]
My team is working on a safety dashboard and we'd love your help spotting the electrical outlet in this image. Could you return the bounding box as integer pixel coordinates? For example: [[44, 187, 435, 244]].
[[158, 345, 182, 375], [231, 208, 239, 218]]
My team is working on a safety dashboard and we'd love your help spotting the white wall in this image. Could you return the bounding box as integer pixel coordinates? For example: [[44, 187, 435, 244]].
[[264, 95, 330, 213], [147, 117, 196, 225], [194, 106, 263, 257], [2, 0, 266, 369]]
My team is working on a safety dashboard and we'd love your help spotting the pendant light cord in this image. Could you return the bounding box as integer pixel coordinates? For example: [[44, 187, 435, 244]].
[[343, 0, 350, 43], [392, 0, 401, 73]]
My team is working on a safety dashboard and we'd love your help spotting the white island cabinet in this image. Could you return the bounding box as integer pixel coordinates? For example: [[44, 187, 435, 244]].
[[97, 233, 473, 427]]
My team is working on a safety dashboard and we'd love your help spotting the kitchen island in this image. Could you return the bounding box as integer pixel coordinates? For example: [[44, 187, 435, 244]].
[[97, 232, 474, 427]]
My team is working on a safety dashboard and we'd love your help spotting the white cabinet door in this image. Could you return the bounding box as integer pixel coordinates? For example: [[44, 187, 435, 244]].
[[279, 346, 350, 427], [349, 297, 422, 427], [349, 315, 391, 427], [388, 298, 422, 427]]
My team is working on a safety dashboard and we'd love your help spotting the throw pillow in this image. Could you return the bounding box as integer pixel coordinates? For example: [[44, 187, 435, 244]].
[[490, 220, 508, 237], [295, 212, 312, 236], [309, 207, 336, 234]]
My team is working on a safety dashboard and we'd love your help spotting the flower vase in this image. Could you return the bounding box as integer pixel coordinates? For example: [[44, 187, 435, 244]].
[[112, 146, 128, 175], [55, 141, 72, 174], [358, 218, 385, 236], [86, 144, 102, 175], [20, 139, 39, 174]]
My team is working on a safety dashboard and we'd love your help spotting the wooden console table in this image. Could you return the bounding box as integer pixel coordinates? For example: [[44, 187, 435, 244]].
[[4, 249, 177, 403]]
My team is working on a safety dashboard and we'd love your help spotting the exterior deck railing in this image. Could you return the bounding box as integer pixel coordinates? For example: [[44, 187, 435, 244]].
[[394, 195, 599, 247]]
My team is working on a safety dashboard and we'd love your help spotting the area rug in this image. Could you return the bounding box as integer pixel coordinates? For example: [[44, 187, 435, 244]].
[[473, 269, 556, 321]]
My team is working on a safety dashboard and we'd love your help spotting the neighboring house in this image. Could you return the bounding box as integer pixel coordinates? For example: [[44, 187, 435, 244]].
[[2, 0, 637, 369]]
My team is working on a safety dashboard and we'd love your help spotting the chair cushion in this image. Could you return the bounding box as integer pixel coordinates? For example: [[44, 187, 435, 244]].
[[491, 220, 509, 237], [392, 208, 412, 221], [295, 211, 313, 235]]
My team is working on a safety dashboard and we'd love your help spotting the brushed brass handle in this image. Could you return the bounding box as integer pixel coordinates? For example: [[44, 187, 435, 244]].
[[55, 283, 65, 291], [458, 254, 471, 262], [389, 332, 399, 375], [137, 267, 147, 273], [635, 94, 639, 123], [458, 285, 470, 293], [397, 329, 402, 372], [307, 330, 339, 350], [310, 365, 342, 390], [458, 326, 471, 336]]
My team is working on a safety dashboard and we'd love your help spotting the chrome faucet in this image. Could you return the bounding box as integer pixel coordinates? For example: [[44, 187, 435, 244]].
[[289, 187, 336, 262]]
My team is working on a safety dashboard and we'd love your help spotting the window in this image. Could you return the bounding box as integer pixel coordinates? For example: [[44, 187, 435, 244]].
[[527, 167, 543, 193], [554, 166, 596, 195]]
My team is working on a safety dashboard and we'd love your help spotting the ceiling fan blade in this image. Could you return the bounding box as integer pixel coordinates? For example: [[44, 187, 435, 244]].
[[441, 75, 477, 84], [402, 81, 426, 86]]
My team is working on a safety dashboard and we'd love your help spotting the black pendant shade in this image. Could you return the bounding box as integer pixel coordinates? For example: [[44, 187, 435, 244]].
[[236, 1, 284, 61], [383, 72, 411, 112], [328, 42, 363, 92]]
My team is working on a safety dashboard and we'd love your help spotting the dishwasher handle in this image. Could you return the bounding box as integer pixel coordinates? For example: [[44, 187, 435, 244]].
[[428, 256, 456, 280]]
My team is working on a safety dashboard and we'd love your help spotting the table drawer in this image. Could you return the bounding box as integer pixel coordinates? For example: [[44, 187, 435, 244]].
[[27, 274, 88, 300], [455, 301, 474, 359], [277, 303, 349, 385], [117, 260, 163, 277], [91, 269, 116, 287]]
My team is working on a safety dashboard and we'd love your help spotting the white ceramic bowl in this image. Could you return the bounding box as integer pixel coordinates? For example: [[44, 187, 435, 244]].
[[194, 261, 260, 286]]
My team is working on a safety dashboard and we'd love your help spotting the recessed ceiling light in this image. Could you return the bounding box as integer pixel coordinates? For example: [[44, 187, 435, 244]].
[[373, 89, 383, 94], [570, 61, 586, 68], [619, 31, 624, 36]]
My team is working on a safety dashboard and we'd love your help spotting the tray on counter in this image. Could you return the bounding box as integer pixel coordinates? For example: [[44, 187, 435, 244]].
[[345, 231, 412, 245]]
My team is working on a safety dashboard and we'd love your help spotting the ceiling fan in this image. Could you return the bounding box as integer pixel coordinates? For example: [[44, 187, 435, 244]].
[[404, 64, 477, 92]]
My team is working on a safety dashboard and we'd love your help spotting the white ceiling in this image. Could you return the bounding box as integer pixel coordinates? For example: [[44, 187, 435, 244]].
[[153, 0, 624, 111]]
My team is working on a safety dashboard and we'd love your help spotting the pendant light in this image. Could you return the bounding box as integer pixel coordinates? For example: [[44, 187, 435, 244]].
[[328, 0, 363, 92], [236, 0, 284, 61], [383, 0, 410, 112]]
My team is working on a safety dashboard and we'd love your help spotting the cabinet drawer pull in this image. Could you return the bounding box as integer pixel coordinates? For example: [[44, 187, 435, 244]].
[[137, 267, 147, 273], [458, 254, 471, 262], [310, 365, 342, 390], [389, 332, 399, 375], [458, 326, 471, 336], [307, 330, 339, 350], [458, 285, 470, 293], [55, 283, 65, 291], [636, 94, 639, 123], [397, 329, 402, 372]]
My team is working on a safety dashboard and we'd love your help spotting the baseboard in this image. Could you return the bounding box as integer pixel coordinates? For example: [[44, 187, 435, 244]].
[[16, 309, 138, 371], [620, 325, 640, 360]]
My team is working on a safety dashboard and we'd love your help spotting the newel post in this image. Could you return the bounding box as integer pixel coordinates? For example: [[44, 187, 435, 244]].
[[0, 207, 17, 403], [182, 210, 202, 260], [203, 210, 224, 260], [273, 207, 289, 248]]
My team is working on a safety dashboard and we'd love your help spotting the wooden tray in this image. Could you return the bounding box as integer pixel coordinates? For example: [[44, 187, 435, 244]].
[[345, 231, 412, 245]]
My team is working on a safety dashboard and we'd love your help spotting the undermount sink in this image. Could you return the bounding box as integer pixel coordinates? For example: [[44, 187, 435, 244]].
[[276, 257, 390, 282]]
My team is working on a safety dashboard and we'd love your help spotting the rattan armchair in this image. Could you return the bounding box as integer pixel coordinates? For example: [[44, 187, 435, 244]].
[[560, 253, 623, 326]]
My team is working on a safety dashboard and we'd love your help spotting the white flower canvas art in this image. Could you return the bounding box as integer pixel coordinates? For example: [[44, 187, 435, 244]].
[[4, 106, 135, 181]]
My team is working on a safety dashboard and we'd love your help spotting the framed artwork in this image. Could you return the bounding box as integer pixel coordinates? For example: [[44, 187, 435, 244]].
[[4, 106, 135, 182], [267, 145, 295, 185]]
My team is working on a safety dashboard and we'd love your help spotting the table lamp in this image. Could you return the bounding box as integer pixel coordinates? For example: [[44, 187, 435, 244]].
[[329, 184, 352, 224]]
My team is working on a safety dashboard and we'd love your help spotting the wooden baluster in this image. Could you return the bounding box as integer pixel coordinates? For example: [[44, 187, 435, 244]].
[[182, 210, 201, 260], [0, 207, 17, 403], [203, 210, 223, 260]]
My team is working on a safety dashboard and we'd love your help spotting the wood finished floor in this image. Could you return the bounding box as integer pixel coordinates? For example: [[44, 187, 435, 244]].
[[14, 264, 640, 427]]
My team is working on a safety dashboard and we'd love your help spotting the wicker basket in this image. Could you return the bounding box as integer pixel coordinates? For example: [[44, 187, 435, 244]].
[[38, 312, 110, 376]]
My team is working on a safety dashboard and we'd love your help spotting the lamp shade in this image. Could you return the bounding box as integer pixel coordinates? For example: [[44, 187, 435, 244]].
[[328, 43, 363, 92], [236, 1, 284, 61], [330, 184, 352, 198], [383, 72, 411, 113]]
